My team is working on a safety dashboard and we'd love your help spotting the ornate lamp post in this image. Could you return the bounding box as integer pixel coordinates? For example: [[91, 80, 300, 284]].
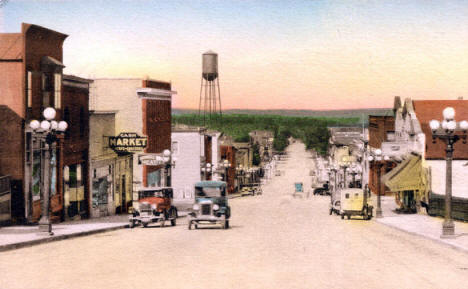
[[340, 156, 351, 189], [429, 107, 468, 238], [329, 164, 338, 193], [368, 149, 389, 218], [201, 163, 212, 181], [29, 107, 68, 235], [221, 159, 231, 182], [349, 165, 361, 188], [162, 149, 176, 187]]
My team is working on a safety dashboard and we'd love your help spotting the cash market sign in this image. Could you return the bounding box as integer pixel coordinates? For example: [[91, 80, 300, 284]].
[[109, 132, 147, 153]]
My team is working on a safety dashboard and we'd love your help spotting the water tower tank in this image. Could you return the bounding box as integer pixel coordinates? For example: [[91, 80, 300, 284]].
[[202, 51, 218, 81]]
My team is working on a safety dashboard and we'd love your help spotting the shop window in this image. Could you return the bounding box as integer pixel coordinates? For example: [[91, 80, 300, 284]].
[[147, 169, 161, 187], [172, 141, 179, 155]]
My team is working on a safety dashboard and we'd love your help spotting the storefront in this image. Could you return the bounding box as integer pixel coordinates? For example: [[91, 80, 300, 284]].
[[382, 154, 429, 213]]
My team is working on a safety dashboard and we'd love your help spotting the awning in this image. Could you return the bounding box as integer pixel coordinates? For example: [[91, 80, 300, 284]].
[[382, 154, 428, 192]]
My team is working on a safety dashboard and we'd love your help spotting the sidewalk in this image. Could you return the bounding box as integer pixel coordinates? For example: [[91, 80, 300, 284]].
[[0, 215, 130, 252], [372, 195, 468, 253], [0, 212, 189, 252]]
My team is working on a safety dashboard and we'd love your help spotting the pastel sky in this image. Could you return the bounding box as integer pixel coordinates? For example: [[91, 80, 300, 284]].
[[2, 0, 468, 110]]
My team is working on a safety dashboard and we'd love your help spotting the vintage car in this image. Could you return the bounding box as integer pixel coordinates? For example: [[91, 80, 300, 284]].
[[340, 188, 373, 220], [240, 183, 262, 196], [129, 187, 178, 228], [188, 181, 231, 230]]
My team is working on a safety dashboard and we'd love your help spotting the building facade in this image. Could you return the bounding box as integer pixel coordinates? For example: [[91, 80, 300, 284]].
[[90, 78, 175, 210], [0, 23, 90, 223], [89, 111, 133, 217]]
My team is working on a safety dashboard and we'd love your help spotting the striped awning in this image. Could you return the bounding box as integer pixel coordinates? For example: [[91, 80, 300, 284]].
[[382, 154, 428, 192]]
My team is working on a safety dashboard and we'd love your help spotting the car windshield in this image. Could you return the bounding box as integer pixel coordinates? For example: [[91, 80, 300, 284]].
[[195, 186, 223, 197], [138, 190, 163, 199]]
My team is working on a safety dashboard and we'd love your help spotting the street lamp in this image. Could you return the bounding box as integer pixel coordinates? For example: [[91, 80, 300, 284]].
[[368, 148, 390, 218], [221, 159, 231, 182], [162, 149, 176, 187], [430, 107, 468, 238], [201, 163, 212, 181], [349, 165, 361, 188], [340, 156, 351, 189], [329, 165, 338, 193], [29, 107, 67, 235]]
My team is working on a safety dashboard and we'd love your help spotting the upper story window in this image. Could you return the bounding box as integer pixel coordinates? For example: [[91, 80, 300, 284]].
[[40, 56, 64, 109], [26, 71, 32, 108]]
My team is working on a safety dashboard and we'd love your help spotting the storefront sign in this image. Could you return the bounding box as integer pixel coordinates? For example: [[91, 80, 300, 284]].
[[138, 154, 165, 166], [109, 133, 147, 153]]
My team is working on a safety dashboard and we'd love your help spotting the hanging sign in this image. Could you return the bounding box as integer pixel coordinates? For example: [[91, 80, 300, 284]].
[[109, 132, 147, 153]]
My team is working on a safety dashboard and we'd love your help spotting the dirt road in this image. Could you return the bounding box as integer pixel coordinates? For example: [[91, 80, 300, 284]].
[[1, 142, 468, 289]]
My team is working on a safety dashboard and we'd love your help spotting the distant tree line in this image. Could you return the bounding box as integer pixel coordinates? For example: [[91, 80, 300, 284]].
[[172, 114, 359, 155]]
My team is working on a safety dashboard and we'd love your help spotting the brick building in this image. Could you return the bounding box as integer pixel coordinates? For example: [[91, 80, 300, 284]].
[[0, 23, 90, 223], [90, 78, 175, 209]]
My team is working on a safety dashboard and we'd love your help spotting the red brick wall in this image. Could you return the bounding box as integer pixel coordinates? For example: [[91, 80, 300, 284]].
[[368, 115, 395, 149]]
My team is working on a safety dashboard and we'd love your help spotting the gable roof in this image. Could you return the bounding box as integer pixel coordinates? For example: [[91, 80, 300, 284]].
[[413, 100, 468, 159]]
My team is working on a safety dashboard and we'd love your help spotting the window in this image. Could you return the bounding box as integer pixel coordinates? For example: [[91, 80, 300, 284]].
[[27, 71, 32, 108], [172, 141, 179, 155], [42, 73, 53, 107], [54, 73, 61, 108]]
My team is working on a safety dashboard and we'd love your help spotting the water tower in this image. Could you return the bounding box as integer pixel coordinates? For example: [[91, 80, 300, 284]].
[[199, 50, 222, 123]]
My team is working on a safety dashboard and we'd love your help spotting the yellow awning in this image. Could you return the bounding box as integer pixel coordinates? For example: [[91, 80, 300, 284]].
[[382, 154, 428, 192]]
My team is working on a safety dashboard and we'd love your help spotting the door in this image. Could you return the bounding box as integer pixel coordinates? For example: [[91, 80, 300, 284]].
[[121, 175, 126, 213]]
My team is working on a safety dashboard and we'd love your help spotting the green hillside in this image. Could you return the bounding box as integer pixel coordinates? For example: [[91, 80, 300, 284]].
[[172, 114, 360, 155]]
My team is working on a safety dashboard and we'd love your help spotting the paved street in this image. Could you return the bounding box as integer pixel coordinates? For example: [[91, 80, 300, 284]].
[[1, 142, 468, 289]]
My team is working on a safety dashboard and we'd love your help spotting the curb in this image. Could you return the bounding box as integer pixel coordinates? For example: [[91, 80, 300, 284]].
[[374, 219, 468, 254], [0, 224, 129, 253]]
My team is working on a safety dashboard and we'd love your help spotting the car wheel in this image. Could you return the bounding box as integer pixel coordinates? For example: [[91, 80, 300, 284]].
[[129, 220, 135, 229], [329, 209, 333, 215], [188, 221, 192, 230], [347, 215, 350, 220], [142, 222, 148, 228], [171, 217, 176, 226], [224, 220, 229, 229], [341, 214, 344, 219], [194, 224, 198, 229]]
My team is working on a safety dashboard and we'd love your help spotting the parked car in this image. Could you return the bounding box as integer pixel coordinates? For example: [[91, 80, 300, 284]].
[[340, 188, 373, 220], [329, 200, 341, 215], [293, 182, 305, 198], [129, 187, 178, 228], [188, 181, 231, 229], [313, 183, 330, 196], [240, 183, 262, 196]]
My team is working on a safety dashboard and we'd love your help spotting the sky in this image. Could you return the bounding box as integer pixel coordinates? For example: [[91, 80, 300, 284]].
[[2, 0, 468, 110]]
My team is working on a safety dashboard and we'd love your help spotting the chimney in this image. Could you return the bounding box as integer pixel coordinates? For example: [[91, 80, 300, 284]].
[[458, 96, 463, 100]]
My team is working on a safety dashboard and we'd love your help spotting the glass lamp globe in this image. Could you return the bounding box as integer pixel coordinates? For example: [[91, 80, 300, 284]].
[[163, 149, 171, 157], [442, 120, 449, 130], [443, 107, 455, 120], [206, 163, 212, 168], [57, 121, 68, 132], [374, 149, 382, 156], [29, 120, 40, 130], [384, 155, 390, 161], [447, 120, 457, 131], [368, 156, 374, 161], [429, 120, 440, 131], [40, 120, 51, 130], [43, 107, 56, 121], [163, 156, 170, 163], [460, 120, 468, 130], [50, 120, 58, 130]]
